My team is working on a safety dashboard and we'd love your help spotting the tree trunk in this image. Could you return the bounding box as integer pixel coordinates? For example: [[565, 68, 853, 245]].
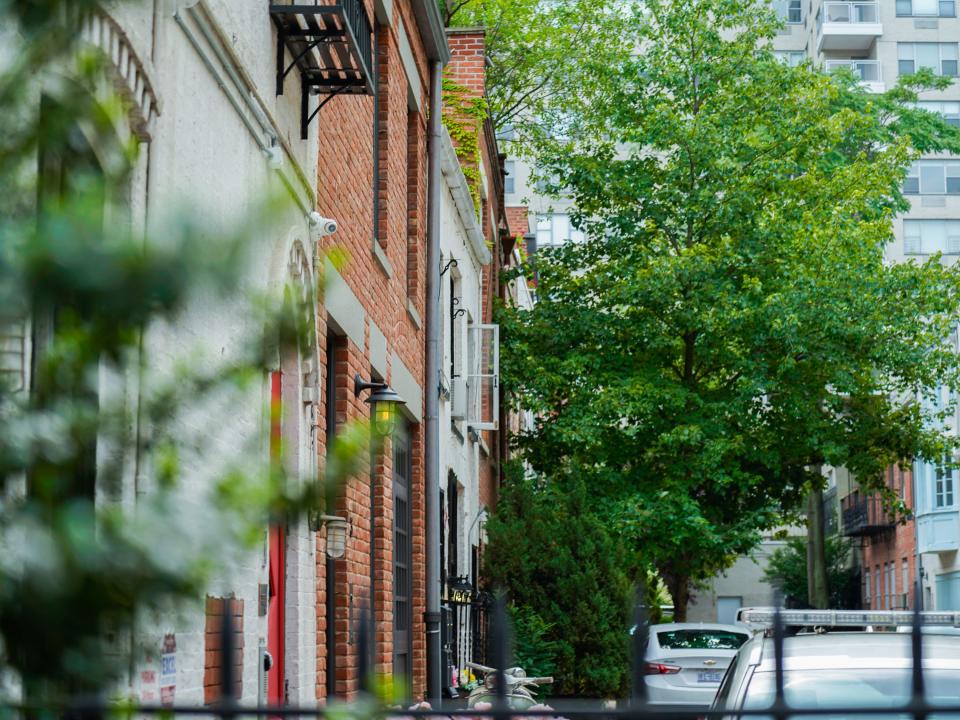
[[663, 570, 691, 622], [806, 489, 829, 608]]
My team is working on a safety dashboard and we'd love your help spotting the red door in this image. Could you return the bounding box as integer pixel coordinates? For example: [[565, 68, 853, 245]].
[[268, 371, 286, 705]]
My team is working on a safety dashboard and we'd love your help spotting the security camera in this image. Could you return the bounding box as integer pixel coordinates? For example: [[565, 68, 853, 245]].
[[308, 212, 338, 239]]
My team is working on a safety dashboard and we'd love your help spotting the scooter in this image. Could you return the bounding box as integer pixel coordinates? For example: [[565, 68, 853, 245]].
[[464, 661, 554, 710]]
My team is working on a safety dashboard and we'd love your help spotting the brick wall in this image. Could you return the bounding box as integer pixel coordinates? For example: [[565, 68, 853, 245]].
[[862, 466, 917, 610], [204, 597, 244, 705], [314, 0, 431, 701]]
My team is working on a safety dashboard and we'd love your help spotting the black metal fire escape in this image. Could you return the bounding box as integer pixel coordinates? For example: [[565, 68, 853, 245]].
[[270, 1, 374, 139]]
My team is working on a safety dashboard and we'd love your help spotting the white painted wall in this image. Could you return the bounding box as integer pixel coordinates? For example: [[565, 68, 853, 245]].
[[37, 0, 328, 706]]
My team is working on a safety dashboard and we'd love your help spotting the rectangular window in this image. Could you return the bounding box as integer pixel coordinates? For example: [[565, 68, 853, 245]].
[[936, 455, 955, 508], [903, 219, 960, 255], [876, 565, 883, 608], [901, 0, 958, 14], [466, 323, 500, 430], [915, 100, 960, 127], [899, 43, 960, 77], [504, 160, 515, 195], [864, 568, 872, 607], [773, 0, 803, 22], [904, 165, 920, 194], [788, 0, 802, 22], [775, 50, 806, 66], [888, 563, 895, 609], [535, 213, 585, 249], [903, 558, 911, 607]]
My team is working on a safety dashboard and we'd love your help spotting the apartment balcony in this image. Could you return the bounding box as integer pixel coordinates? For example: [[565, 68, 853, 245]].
[[841, 494, 895, 537], [817, 2, 882, 53], [825, 59, 885, 93]]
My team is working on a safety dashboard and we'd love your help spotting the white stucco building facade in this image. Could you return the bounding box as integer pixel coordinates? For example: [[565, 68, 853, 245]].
[[2, 0, 341, 705]]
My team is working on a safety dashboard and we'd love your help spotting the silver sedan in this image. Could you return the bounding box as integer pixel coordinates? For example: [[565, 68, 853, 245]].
[[642, 623, 750, 706]]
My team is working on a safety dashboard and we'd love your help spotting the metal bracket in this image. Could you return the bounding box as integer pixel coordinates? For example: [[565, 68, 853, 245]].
[[440, 258, 459, 276], [302, 81, 351, 139]]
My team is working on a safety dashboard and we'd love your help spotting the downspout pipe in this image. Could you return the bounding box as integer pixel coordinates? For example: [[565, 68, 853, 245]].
[[424, 58, 444, 704]]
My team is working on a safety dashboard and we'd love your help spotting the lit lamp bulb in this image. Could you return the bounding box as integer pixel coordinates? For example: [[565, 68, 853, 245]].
[[374, 400, 396, 435], [321, 515, 348, 559]]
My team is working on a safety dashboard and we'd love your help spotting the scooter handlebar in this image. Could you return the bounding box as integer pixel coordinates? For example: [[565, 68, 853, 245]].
[[466, 661, 496, 673], [519, 677, 554, 686]]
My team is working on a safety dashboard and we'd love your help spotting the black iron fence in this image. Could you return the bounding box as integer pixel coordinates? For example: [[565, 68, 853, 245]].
[[4, 594, 960, 720]]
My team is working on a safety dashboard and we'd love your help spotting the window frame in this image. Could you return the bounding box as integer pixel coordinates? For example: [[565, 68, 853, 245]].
[[903, 219, 960, 255], [936, 454, 956, 509], [898, 42, 960, 77], [897, 0, 957, 15]]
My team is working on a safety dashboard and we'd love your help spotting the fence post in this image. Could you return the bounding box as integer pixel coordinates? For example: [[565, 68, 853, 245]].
[[630, 585, 649, 711], [911, 582, 925, 720], [772, 599, 786, 720], [491, 593, 510, 720], [219, 603, 238, 720]]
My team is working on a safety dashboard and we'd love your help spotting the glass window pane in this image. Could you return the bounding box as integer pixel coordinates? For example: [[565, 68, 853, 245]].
[[899, 60, 916, 76], [942, 0, 957, 16], [899, 43, 915, 60], [897, 0, 913, 13], [921, 164, 946, 193], [943, 43, 959, 60], [917, 43, 941, 72], [943, 60, 958, 77], [657, 630, 748, 650], [904, 176, 920, 194], [915, 0, 939, 13], [927, 220, 948, 253], [552, 214, 570, 241]]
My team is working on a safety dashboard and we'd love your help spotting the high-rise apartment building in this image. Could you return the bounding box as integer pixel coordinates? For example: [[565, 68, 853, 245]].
[[771, 0, 960, 264], [772, 0, 960, 610]]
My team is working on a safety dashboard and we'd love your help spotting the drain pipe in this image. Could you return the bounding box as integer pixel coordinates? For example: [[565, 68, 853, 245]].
[[424, 58, 444, 704]]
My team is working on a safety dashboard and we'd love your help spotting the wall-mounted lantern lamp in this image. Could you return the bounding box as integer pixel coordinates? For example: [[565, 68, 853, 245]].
[[315, 514, 348, 559], [354, 374, 405, 435]]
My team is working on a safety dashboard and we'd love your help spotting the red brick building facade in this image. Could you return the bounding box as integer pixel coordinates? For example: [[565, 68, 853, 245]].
[[313, 0, 442, 700], [311, 7, 517, 703], [843, 465, 917, 610]]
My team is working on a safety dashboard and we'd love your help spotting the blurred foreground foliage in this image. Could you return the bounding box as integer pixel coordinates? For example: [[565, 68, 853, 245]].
[[0, 0, 367, 698]]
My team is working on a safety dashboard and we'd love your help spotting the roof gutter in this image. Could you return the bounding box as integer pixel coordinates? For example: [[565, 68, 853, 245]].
[[410, 0, 451, 63]]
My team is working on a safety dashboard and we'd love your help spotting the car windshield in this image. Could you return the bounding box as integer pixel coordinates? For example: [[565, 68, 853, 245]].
[[656, 629, 748, 650], [745, 669, 960, 710]]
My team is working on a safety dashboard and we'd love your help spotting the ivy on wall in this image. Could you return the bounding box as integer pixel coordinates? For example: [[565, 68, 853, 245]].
[[441, 76, 488, 219]]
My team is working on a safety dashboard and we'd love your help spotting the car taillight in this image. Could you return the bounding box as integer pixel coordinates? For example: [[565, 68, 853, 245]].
[[643, 662, 681, 675]]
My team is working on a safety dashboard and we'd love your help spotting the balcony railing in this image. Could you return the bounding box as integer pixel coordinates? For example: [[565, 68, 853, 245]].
[[825, 59, 882, 82], [822, 1, 881, 23], [842, 493, 896, 536], [817, 2, 882, 52]]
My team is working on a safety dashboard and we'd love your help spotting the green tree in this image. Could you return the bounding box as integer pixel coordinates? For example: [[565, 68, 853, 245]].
[[484, 465, 632, 698], [763, 536, 860, 609], [500, 0, 960, 619], [440, 0, 624, 138]]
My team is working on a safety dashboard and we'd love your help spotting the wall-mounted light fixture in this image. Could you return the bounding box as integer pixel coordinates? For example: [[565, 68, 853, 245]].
[[354, 373, 405, 435], [313, 513, 348, 559]]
